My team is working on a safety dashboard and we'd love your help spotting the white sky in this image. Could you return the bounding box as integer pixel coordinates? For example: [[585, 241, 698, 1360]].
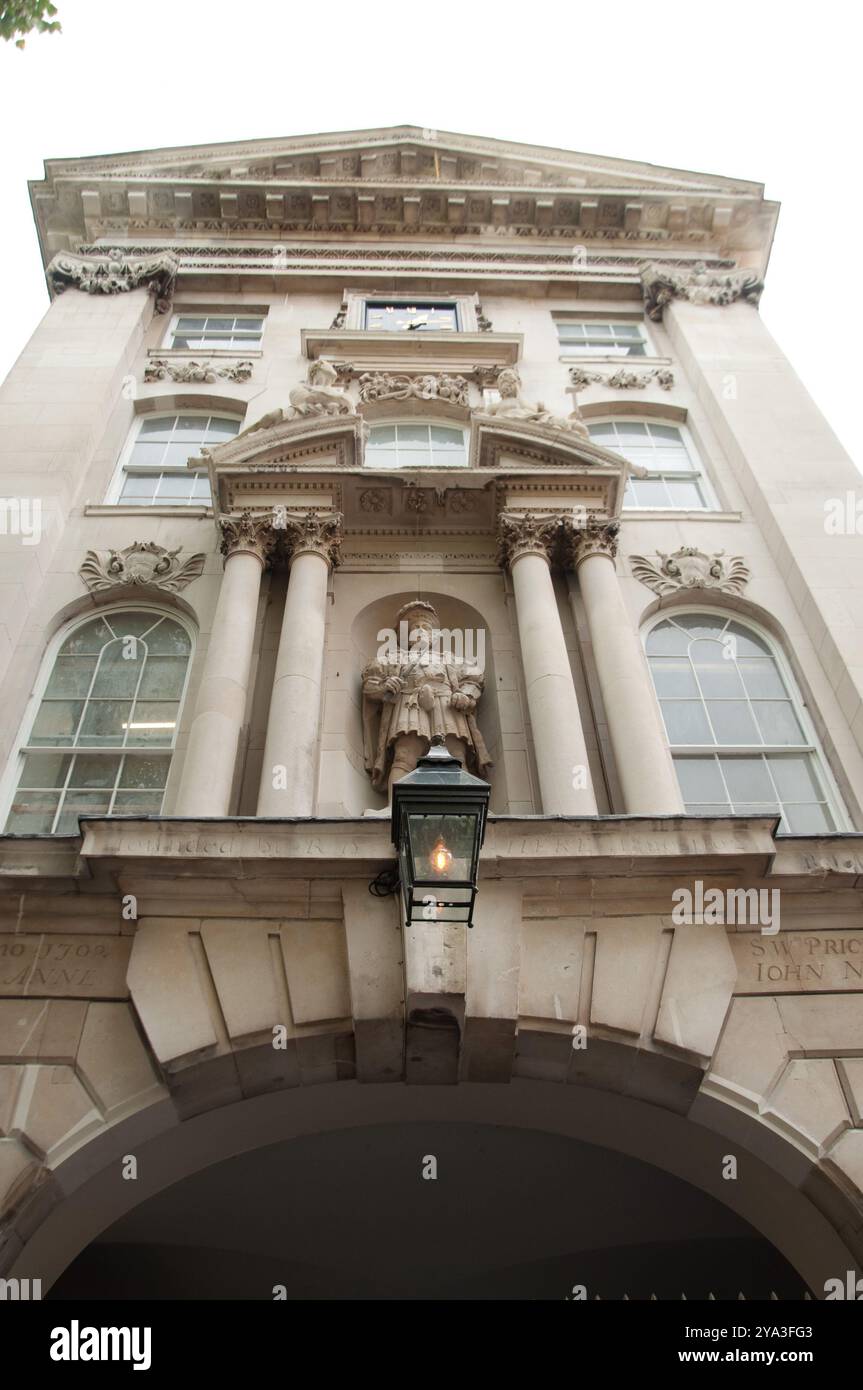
[[0, 0, 858, 467]]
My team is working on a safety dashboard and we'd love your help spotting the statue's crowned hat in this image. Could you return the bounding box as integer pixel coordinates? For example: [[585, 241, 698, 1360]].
[[395, 599, 439, 627]]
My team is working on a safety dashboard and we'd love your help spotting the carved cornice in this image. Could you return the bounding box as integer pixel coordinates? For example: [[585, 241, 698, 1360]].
[[79, 541, 205, 593], [641, 260, 764, 322], [630, 547, 750, 595], [277, 509, 344, 568], [497, 511, 568, 568], [46, 249, 178, 313], [569, 366, 674, 391], [144, 358, 253, 383], [218, 511, 279, 565], [566, 518, 621, 568]]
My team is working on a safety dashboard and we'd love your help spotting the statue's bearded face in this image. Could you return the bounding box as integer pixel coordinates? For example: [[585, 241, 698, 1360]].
[[408, 619, 434, 650]]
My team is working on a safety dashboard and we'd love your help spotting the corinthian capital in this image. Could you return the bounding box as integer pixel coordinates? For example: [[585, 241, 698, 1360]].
[[46, 249, 178, 313], [219, 511, 279, 565], [565, 518, 620, 568], [497, 511, 566, 568], [279, 509, 344, 568]]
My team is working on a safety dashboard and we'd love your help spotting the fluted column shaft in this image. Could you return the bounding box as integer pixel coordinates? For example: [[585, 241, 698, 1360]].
[[175, 513, 274, 817], [569, 520, 684, 815], [499, 513, 598, 815], [256, 512, 342, 817]]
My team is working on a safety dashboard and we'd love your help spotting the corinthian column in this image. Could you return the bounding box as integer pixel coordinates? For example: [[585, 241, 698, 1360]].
[[498, 512, 597, 815], [175, 512, 275, 817], [256, 512, 343, 817], [567, 519, 683, 815]]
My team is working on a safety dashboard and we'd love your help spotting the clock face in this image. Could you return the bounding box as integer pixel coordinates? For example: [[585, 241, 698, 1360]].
[[365, 303, 458, 332]]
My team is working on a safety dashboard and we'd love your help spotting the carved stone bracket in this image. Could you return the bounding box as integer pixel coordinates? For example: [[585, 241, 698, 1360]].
[[497, 511, 568, 568], [355, 370, 470, 407], [630, 546, 750, 595], [79, 541, 205, 593], [566, 518, 620, 568], [47, 249, 178, 313], [144, 358, 253, 384], [218, 511, 279, 565], [569, 366, 674, 391], [641, 259, 764, 322], [276, 508, 344, 568]]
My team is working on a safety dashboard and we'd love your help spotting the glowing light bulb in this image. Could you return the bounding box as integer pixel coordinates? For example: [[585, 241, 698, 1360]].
[[430, 838, 452, 874]]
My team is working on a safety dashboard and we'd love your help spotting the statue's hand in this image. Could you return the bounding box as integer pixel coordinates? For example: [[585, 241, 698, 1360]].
[[384, 676, 404, 696], [450, 691, 474, 712]]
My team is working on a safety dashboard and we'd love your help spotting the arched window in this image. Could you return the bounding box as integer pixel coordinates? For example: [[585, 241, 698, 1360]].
[[365, 423, 468, 468], [3, 609, 193, 834], [644, 612, 844, 833], [588, 420, 716, 509], [108, 413, 241, 505]]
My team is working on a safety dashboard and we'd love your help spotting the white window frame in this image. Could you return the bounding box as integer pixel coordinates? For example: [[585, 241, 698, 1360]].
[[588, 418, 719, 511], [0, 603, 196, 834], [105, 411, 243, 507], [337, 290, 484, 333], [364, 421, 469, 469], [556, 318, 653, 358], [162, 312, 266, 351], [641, 607, 849, 834]]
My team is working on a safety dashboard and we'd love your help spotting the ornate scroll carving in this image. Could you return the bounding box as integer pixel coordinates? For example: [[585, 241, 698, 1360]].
[[278, 509, 343, 568], [497, 511, 567, 567], [357, 371, 470, 406], [641, 260, 764, 322], [218, 511, 278, 564], [79, 541, 205, 593], [630, 547, 750, 595], [361, 599, 491, 792], [566, 518, 620, 567], [47, 250, 178, 313], [569, 366, 675, 391], [236, 360, 351, 436], [144, 358, 253, 383], [484, 368, 589, 438]]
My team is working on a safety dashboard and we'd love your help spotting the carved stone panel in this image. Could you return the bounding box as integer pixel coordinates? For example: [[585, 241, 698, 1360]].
[[80, 542, 205, 593], [630, 547, 750, 595]]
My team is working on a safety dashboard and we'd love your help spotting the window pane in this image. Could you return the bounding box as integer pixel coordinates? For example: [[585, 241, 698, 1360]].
[[665, 479, 706, 508], [138, 656, 187, 699], [368, 425, 396, 447], [648, 657, 698, 698], [707, 701, 760, 744], [630, 478, 668, 507], [139, 418, 176, 440], [60, 619, 114, 657], [175, 317, 205, 331], [119, 755, 171, 789], [768, 755, 822, 802], [44, 657, 96, 699], [120, 474, 158, 501], [144, 620, 191, 656], [681, 616, 728, 639], [175, 416, 210, 434], [127, 442, 167, 469], [646, 622, 690, 657], [726, 623, 770, 657], [400, 450, 432, 468], [661, 700, 713, 744], [5, 790, 61, 833], [55, 791, 112, 833], [430, 426, 463, 447], [30, 700, 84, 745], [18, 752, 72, 788], [739, 659, 786, 699], [66, 754, 121, 789], [192, 473, 212, 501], [126, 702, 179, 745], [674, 756, 727, 803], [752, 701, 805, 746], [783, 803, 833, 833], [91, 643, 142, 699], [719, 756, 775, 804], [111, 791, 165, 816], [77, 700, 132, 746], [690, 646, 746, 698], [397, 425, 430, 447]]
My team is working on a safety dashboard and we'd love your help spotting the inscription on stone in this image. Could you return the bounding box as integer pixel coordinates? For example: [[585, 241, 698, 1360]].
[[0, 935, 131, 998], [731, 931, 863, 993]]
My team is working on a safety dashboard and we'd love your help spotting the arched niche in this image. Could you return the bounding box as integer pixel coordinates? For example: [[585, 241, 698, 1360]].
[[318, 583, 523, 816]]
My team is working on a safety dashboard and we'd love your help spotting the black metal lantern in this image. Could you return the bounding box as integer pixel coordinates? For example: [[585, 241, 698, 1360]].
[[391, 738, 490, 928]]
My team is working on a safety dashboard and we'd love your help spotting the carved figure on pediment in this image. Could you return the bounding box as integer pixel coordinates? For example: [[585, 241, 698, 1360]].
[[361, 600, 492, 795], [236, 359, 352, 437], [485, 368, 589, 439]]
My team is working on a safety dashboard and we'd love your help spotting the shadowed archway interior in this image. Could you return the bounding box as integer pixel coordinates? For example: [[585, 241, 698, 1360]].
[[51, 1122, 806, 1301]]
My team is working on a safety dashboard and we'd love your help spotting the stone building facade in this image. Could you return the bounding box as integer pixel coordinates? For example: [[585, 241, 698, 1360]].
[[0, 127, 862, 1297]]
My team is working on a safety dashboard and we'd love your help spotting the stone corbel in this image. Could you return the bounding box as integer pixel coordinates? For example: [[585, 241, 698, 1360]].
[[79, 541, 205, 593], [46, 249, 178, 313], [630, 546, 750, 595], [641, 260, 764, 322]]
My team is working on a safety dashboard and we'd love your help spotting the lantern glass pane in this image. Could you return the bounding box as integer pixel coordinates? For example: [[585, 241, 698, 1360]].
[[406, 812, 477, 883]]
